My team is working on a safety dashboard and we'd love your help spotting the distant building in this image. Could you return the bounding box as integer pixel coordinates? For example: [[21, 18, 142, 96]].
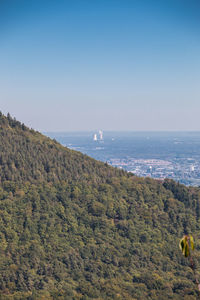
[[99, 130, 103, 140], [190, 165, 195, 172]]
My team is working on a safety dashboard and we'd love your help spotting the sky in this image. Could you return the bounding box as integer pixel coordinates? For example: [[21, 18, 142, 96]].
[[0, 0, 200, 131]]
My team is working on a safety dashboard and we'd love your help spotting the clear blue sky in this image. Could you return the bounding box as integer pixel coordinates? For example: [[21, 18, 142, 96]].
[[0, 0, 200, 131]]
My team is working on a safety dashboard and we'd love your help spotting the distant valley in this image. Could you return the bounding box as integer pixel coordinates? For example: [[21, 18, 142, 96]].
[[1, 113, 200, 299], [46, 131, 200, 186]]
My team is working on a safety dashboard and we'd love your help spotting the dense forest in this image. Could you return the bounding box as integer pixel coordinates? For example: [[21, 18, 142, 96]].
[[0, 112, 200, 299]]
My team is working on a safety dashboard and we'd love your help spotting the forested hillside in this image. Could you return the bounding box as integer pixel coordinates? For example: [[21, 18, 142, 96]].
[[0, 113, 200, 299]]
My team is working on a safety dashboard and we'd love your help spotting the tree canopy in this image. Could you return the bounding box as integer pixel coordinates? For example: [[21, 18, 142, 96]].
[[0, 113, 200, 299]]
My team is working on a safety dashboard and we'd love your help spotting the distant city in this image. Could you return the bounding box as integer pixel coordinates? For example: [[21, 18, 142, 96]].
[[45, 131, 200, 186]]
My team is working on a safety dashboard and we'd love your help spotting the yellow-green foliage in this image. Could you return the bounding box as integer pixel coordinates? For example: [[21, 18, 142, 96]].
[[179, 235, 194, 257], [0, 113, 200, 299]]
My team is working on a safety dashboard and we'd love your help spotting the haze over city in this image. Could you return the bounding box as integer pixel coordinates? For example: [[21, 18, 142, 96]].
[[1, 3, 200, 298], [0, 0, 200, 131]]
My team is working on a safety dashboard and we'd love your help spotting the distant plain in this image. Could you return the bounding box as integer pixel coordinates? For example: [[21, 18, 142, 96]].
[[46, 131, 200, 186]]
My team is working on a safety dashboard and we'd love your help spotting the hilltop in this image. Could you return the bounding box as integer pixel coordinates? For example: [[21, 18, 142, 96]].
[[0, 113, 200, 299]]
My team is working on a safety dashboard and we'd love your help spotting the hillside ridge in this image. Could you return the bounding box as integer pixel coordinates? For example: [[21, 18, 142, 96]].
[[0, 112, 200, 300], [0, 112, 127, 184]]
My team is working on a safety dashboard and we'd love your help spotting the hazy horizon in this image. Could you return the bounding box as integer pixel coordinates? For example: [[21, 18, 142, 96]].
[[44, 130, 200, 134], [1, 0, 200, 131]]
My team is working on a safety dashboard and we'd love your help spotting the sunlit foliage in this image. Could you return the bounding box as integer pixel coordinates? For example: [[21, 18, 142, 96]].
[[0, 113, 200, 299]]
